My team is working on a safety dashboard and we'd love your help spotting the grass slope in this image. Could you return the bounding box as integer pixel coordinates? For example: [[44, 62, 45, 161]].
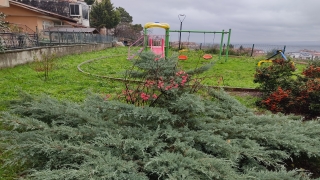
[[0, 47, 306, 111]]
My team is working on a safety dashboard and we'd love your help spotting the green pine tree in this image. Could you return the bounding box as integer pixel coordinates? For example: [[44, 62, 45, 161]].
[[90, 0, 120, 32]]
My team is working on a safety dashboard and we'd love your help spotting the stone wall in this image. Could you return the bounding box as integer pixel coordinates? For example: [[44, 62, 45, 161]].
[[0, 43, 113, 69]]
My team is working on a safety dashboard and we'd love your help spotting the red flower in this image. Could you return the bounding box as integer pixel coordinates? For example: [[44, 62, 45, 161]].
[[140, 93, 150, 101]]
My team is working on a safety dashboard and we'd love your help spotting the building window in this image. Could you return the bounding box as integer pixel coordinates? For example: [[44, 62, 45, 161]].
[[82, 4, 89, 20], [43, 21, 53, 30], [70, 4, 80, 16]]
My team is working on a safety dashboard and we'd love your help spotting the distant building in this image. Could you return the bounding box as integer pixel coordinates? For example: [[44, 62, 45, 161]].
[[69, 1, 90, 27], [287, 52, 301, 59], [1, 0, 82, 33], [288, 50, 317, 60], [313, 52, 320, 60], [300, 52, 313, 60], [0, 0, 9, 7], [6, 0, 91, 28]]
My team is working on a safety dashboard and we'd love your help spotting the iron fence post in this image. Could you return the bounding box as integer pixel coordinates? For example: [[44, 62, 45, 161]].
[[49, 29, 52, 45], [251, 44, 255, 57], [58, 29, 61, 45], [36, 26, 39, 46]]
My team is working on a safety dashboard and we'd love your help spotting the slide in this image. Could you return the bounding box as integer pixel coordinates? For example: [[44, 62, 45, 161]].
[[149, 38, 165, 58]]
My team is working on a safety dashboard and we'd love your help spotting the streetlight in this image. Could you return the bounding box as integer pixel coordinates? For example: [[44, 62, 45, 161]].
[[178, 14, 186, 50]]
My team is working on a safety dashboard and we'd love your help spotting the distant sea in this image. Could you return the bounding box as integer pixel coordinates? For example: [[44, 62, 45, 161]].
[[230, 41, 320, 53], [172, 39, 320, 53]]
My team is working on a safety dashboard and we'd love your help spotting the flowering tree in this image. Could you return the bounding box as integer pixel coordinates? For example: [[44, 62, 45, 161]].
[[118, 51, 213, 107]]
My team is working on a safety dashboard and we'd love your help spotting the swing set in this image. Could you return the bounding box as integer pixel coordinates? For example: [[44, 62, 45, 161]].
[[177, 32, 214, 60], [128, 22, 231, 62], [169, 29, 232, 61]]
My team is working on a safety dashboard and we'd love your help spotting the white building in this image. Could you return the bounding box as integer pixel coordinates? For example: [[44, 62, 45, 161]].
[[69, 1, 90, 27], [288, 51, 314, 60]]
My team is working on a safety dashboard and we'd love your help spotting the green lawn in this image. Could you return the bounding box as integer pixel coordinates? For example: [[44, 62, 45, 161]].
[[0, 48, 127, 110], [0, 47, 306, 111]]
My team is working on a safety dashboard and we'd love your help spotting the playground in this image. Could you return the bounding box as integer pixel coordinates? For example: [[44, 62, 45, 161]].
[[127, 22, 231, 62], [0, 42, 317, 180]]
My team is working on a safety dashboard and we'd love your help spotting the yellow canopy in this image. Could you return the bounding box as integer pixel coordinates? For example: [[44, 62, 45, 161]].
[[144, 22, 170, 29]]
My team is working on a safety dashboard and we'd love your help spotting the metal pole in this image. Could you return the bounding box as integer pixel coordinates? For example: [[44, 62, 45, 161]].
[[36, 26, 39, 46], [170, 30, 226, 33], [178, 14, 186, 50], [251, 44, 255, 57], [219, 30, 224, 60], [144, 26, 148, 51], [225, 29, 231, 62], [165, 28, 170, 58], [58, 29, 60, 45], [66, 29, 68, 44]]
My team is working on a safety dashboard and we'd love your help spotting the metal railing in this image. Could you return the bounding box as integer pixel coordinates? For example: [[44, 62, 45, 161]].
[[0, 24, 115, 51], [181, 43, 320, 60], [39, 29, 114, 46]]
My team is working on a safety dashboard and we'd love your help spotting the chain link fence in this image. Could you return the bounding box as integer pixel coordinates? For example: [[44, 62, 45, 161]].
[[202, 43, 320, 60]]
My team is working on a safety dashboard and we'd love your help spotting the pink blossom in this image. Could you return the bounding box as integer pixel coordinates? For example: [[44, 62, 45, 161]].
[[152, 94, 158, 99], [145, 80, 155, 87], [140, 92, 150, 101], [122, 89, 133, 95], [126, 96, 136, 101], [176, 70, 185, 76], [165, 85, 172, 90], [157, 80, 164, 89]]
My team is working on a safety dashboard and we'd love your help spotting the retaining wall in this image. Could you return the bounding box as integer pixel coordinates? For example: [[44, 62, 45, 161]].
[[0, 43, 113, 69]]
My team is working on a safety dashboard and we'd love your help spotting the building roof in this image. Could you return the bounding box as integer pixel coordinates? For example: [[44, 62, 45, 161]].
[[9, 0, 77, 23], [45, 27, 99, 34]]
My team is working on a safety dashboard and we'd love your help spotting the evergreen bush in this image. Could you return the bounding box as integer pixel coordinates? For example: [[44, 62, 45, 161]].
[[1, 53, 320, 179]]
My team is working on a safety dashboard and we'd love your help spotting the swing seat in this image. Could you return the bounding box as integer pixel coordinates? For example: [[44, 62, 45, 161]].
[[179, 55, 188, 60], [203, 54, 212, 60]]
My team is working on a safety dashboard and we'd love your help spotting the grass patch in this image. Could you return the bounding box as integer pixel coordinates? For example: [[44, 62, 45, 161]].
[[0, 48, 129, 110], [0, 47, 306, 110]]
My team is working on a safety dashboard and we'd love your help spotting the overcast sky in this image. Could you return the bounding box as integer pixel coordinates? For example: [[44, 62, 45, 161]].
[[112, 0, 320, 45]]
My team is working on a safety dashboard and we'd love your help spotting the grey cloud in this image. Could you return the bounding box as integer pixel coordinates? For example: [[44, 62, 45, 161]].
[[112, 0, 320, 44]]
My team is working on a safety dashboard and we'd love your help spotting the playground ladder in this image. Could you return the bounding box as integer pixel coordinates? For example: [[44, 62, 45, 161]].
[[127, 35, 144, 60]]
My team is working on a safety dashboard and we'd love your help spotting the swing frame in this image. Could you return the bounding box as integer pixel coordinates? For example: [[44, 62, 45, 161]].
[[169, 29, 232, 61], [178, 32, 190, 60], [200, 32, 215, 60]]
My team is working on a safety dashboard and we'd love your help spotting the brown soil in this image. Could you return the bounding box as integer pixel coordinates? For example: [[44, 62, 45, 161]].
[[227, 91, 262, 97]]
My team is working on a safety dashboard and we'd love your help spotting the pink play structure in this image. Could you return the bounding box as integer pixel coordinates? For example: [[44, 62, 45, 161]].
[[149, 37, 165, 58], [127, 34, 166, 60]]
